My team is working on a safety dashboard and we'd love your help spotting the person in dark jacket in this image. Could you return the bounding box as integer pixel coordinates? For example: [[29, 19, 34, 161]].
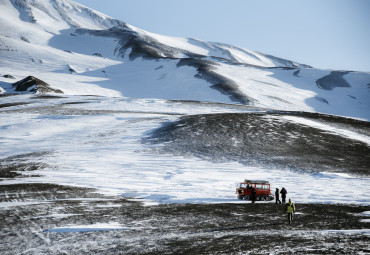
[[275, 188, 281, 204], [251, 187, 257, 203], [285, 199, 296, 224], [280, 187, 287, 204]]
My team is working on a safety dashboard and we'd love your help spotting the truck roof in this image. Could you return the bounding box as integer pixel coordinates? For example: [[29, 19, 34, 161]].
[[243, 180, 270, 184]]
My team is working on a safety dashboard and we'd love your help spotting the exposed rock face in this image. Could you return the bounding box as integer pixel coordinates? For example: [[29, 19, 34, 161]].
[[316, 71, 351, 90], [12, 76, 63, 94]]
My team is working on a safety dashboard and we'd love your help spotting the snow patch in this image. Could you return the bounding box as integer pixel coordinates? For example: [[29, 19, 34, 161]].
[[0, 201, 49, 208], [44, 222, 134, 233], [321, 229, 370, 235]]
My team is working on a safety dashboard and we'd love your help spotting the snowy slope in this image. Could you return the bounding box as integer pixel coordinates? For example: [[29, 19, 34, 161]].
[[1, 0, 369, 120], [1, 95, 369, 205]]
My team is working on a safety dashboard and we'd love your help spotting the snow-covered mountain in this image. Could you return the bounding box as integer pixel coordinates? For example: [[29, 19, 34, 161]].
[[1, 0, 369, 120]]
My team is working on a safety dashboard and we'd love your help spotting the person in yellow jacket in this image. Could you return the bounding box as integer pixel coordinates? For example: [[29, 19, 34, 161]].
[[285, 199, 296, 224]]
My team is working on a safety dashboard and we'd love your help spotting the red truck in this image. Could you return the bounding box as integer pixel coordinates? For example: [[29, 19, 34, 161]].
[[236, 179, 274, 201]]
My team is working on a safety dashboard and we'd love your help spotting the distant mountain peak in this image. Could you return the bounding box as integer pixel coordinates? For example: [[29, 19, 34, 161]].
[[11, 0, 126, 29]]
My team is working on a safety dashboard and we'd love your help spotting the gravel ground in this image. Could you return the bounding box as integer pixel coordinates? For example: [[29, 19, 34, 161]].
[[1, 166, 369, 254]]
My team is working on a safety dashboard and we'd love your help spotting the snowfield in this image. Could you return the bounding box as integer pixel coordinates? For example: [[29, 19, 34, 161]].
[[1, 95, 369, 205]]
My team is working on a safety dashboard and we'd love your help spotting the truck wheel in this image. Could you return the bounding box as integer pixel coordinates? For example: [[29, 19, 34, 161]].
[[237, 195, 244, 200]]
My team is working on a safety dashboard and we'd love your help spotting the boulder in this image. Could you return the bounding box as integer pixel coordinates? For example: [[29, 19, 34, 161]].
[[12, 76, 63, 94]]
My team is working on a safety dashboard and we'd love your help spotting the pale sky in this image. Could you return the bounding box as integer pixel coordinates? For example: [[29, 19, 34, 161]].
[[73, 0, 370, 72]]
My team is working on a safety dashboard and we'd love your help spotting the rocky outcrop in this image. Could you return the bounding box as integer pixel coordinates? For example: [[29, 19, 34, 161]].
[[12, 76, 63, 94], [2, 74, 16, 79], [316, 71, 351, 90]]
